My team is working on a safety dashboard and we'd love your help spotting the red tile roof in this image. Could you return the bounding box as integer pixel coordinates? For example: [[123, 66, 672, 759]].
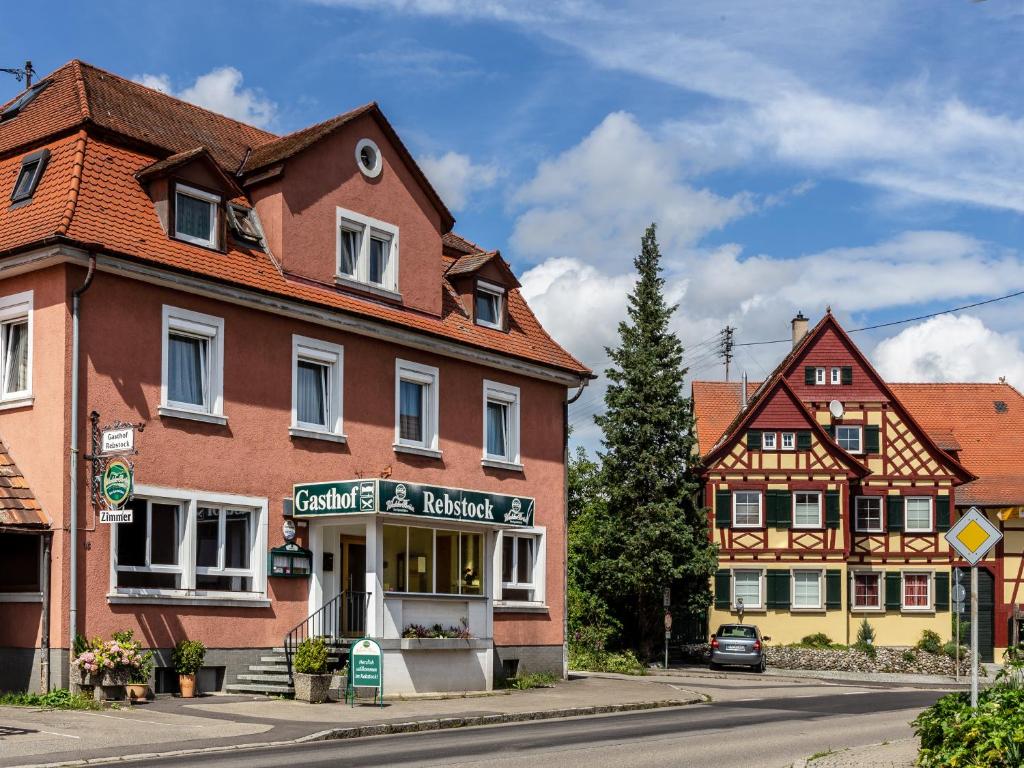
[[692, 380, 759, 456], [0, 441, 47, 529], [0, 62, 589, 379]]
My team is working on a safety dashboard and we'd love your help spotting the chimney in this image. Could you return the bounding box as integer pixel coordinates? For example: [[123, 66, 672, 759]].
[[741, 372, 748, 409], [791, 312, 808, 349]]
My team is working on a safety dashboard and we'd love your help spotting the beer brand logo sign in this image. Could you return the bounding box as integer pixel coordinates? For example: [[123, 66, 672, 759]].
[[505, 498, 529, 525], [101, 459, 133, 509], [384, 483, 416, 514]]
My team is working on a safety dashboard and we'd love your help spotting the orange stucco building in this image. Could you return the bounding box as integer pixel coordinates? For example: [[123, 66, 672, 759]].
[[0, 61, 590, 694]]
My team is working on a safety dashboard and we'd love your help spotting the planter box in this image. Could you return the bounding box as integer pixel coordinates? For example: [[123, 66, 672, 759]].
[[294, 672, 332, 704], [74, 667, 131, 702], [390, 638, 491, 651]]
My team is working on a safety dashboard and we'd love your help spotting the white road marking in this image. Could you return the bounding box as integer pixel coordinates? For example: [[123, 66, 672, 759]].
[[82, 711, 205, 727], [38, 730, 80, 739]]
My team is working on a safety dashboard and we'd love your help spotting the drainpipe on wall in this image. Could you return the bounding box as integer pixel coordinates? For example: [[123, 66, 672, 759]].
[[40, 532, 51, 692], [68, 254, 96, 677], [563, 380, 588, 679]]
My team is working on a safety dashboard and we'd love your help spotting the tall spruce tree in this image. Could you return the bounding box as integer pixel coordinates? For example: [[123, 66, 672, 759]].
[[595, 224, 717, 657]]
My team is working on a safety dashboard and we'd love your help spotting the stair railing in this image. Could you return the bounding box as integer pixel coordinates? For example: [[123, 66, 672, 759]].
[[284, 591, 371, 685]]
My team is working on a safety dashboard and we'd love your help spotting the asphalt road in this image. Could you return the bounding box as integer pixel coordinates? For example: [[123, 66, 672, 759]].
[[130, 689, 941, 768]]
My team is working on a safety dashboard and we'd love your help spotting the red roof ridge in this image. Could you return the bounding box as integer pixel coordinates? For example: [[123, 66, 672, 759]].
[[241, 102, 378, 171], [70, 60, 91, 120], [57, 130, 88, 235]]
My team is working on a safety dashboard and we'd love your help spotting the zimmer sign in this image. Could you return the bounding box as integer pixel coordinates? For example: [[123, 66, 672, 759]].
[[292, 479, 534, 527]]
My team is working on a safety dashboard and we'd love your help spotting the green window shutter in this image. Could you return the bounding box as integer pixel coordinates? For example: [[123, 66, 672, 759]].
[[747, 430, 762, 450], [824, 424, 835, 439], [886, 496, 905, 532], [715, 491, 732, 529], [936, 496, 951, 532], [714, 570, 731, 609], [935, 572, 950, 611], [841, 366, 853, 385], [865, 425, 880, 454], [805, 366, 816, 385], [825, 491, 841, 529], [767, 570, 791, 609], [775, 491, 792, 529], [797, 431, 812, 450], [826, 570, 842, 609], [885, 572, 902, 610], [764, 490, 777, 528]]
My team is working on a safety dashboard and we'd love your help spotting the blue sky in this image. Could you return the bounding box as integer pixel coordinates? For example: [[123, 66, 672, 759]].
[[4, 1, 1024, 446]]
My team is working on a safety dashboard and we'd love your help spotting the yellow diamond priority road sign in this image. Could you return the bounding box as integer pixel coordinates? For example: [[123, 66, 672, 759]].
[[945, 506, 1002, 565]]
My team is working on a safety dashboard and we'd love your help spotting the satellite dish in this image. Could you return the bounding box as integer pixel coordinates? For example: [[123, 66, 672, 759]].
[[829, 400, 845, 419]]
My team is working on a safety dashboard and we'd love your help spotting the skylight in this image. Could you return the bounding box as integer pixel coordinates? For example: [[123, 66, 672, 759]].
[[226, 204, 264, 247], [9, 149, 50, 204], [0, 80, 49, 122], [995, 400, 1008, 414]]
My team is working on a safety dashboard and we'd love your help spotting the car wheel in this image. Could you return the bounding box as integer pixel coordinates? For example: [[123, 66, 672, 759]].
[[755, 658, 766, 673]]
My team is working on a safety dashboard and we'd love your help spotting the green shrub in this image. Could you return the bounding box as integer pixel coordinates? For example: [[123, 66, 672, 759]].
[[852, 640, 877, 660], [293, 637, 329, 675], [799, 633, 834, 648], [915, 686, 1024, 767], [855, 618, 875, 645], [901, 648, 917, 663], [942, 641, 964, 661], [0, 689, 99, 710], [171, 639, 206, 675], [73, 634, 90, 657], [568, 645, 645, 675], [916, 629, 943, 655], [504, 672, 557, 690]]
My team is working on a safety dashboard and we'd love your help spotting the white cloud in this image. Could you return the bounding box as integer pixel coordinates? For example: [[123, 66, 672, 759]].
[[417, 151, 500, 211], [873, 315, 1024, 388], [133, 67, 276, 128]]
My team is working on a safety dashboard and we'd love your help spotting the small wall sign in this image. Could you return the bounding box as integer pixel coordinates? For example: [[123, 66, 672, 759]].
[[100, 508, 133, 524], [101, 459, 133, 509], [101, 427, 134, 455]]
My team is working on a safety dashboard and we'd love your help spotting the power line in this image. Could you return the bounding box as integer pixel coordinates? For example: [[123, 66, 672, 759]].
[[734, 289, 1024, 347]]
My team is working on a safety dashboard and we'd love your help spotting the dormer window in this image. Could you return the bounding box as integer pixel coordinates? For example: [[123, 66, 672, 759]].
[[475, 281, 505, 330], [226, 204, 264, 248], [10, 149, 49, 205], [335, 206, 399, 296], [174, 183, 220, 249]]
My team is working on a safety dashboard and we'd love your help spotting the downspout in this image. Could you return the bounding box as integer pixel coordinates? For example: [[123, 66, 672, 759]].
[[563, 379, 588, 679], [40, 532, 51, 692], [69, 254, 96, 677]]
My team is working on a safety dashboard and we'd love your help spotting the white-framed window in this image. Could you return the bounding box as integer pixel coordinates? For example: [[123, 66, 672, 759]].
[[482, 379, 521, 468], [905, 497, 933, 533], [395, 359, 440, 456], [902, 572, 932, 611], [762, 432, 777, 450], [475, 280, 505, 330], [0, 291, 32, 405], [732, 570, 762, 610], [336, 206, 399, 294], [111, 486, 268, 602], [854, 496, 883, 532], [290, 335, 344, 441], [836, 425, 862, 453], [781, 432, 795, 450], [732, 491, 762, 528], [830, 367, 841, 385], [792, 570, 823, 609], [851, 571, 882, 610], [499, 530, 544, 603], [160, 305, 225, 424], [174, 183, 220, 249], [382, 523, 485, 596], [815, 367, 826, 385], [355, 138, 383, 178], [793, 491, 822, 528]]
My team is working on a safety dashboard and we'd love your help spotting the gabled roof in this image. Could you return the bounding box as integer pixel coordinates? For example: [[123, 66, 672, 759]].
[[135, 146, 244, 197], [692, 380, 759, 456], [0, 440, 47, 529], [702, 377, 870, 477], [445, 250, 521, 289]]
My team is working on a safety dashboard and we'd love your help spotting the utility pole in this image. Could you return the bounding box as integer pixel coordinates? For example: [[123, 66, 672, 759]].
[[720, 326, 735, 381]]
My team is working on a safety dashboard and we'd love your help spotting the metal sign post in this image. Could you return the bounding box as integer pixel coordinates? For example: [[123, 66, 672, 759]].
[[944, 507, 1003, 708], [663, 587, 671, 670]]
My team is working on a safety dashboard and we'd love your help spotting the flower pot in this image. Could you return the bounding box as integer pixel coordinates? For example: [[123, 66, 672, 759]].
[[178, 673, 197, 698], [294, 672, 332, 704], [126, 683, 149, 702], [100, 668, 131, 687]]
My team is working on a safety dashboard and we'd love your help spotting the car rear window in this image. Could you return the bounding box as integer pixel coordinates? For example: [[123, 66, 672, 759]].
[[717, 625, 756, 639]]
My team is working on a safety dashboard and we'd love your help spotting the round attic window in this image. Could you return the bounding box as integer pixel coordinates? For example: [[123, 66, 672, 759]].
[[356, 138, 382, 178]]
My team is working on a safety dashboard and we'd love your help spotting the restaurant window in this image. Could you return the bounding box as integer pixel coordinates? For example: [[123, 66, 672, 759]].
[[291, 335, 344, 439], [902, 572, 931, 610], [732, 491, 761, 528], [792, 570, 823, 609], [0, 532, 41, 595], [395, 359, 439, 455], [793, 492, 822, 528], [335, 206, 399, 293], [115, 498, 184, 590], [161, 305, 224, 422], [475, 281, 505, 330], [483, 380, 520, 467], [501, 532, 538, 602], [855, 497, 882, 532], [195, 506, 254, 592], [852, 572, 881, 609], [383, 524, 484, 596], [732, 570, 762, 610], [0, 290, 31, 403], [174, 183, 220, 249]]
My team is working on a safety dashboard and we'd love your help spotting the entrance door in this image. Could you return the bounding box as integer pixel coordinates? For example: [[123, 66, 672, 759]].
[[341, 537, 367, 637], [956, 566, 996, 663]]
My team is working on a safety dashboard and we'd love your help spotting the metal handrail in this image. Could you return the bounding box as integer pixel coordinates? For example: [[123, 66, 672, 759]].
[[283, 591, 370, 684]]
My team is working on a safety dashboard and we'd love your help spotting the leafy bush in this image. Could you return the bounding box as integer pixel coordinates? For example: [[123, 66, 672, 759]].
[[852, 640, 877, 659], [504, 672, 557, 690], [293, 637, 328, 675], [568, 645, 645, 675], [915, 686, 1024, 767], [71, 632, 150, 677], [942, 641, 964, 661], [901, 648, 917, 663], [0, 689, 99, 710], [171, 639, 206, 675], [916, 629, 943, 655], [856, 618, 875, 645], [800, 633, 834, 648]]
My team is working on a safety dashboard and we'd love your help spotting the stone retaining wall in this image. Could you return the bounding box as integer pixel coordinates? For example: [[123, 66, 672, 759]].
[[679, 642, 961, 675]]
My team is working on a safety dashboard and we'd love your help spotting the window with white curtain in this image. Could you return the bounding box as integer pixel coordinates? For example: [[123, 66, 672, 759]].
[[336, 207, 399, 293], [161, 305, 224, 423], [483, 380, 520, 468], [394, 359, 439, 454], [792, 570, 823, 609], [174, 184, 220, 248], [291, 335, 344, 440], [0, 291, 31, 403], [732, 570, 762, 609]]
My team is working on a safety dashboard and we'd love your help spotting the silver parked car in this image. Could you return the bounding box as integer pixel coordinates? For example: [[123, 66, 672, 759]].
[[710, 624, 768, 672]]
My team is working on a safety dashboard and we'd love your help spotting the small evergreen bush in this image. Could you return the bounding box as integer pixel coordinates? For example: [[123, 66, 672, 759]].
[[293, 637, 329, 675], [916, 629, 943, 655], [853, 640, 877, 659], [855, 618, 875, 645]]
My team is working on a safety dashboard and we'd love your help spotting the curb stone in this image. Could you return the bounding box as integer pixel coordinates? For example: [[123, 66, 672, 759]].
[[11, 697, 705, 768]]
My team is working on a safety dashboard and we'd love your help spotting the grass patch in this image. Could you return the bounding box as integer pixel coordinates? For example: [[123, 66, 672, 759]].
[[569, 646, 646, 675], [503, 672, 558, 690], [0, 689, 100, 710], [808, 747, 836, 761]]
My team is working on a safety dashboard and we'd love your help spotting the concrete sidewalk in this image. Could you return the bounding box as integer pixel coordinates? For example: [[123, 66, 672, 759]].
[[795, 737, 918, 767], [0, 674, 704, 768]]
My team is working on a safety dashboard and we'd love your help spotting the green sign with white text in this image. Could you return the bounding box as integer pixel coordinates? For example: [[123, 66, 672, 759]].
[[292, 479, 534, 527], [101, 459, 133, 509]]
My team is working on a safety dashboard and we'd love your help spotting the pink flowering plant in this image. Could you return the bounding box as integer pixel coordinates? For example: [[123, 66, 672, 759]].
[[71, 630, 149, 679]]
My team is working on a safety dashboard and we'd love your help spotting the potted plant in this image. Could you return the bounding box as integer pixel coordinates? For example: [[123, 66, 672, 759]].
[[172, 639, 206, 698], [293, 637, 331, 704], [126, 649, 154, 701]]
